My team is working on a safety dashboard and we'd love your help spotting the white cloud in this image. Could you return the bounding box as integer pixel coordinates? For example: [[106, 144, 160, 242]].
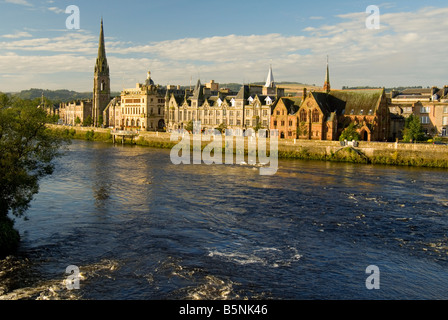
[[4, 0, 32, 6], [48, 6, 65, 14], [1, 6, 448, 91], [1, 31, 32, 39]]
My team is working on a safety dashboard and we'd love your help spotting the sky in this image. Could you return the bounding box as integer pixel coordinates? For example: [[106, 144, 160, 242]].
[[0, 0, 448, 92]]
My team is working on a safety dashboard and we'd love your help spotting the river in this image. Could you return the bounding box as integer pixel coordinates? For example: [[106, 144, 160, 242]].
[[1, 140, 448, 300]]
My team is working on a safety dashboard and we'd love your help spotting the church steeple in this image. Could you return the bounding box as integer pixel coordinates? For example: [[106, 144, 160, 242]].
[[323, 55, 330, 93], [93, 18, 110, 127], [95, 18, 109, 76], [265, 64, 275, 88]]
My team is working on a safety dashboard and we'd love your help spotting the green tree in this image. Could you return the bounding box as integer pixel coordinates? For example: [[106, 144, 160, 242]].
[[296, 121, 308, 138], [216, 122, 228, 133], [75, 116, 81, 126], [339, 123, 360, 141], [97, 115, 104, 127], [0, 98, 68, 256], [402, 114, 425, 142], [83, 115, 93, 127], [184, 120, 193, 132]]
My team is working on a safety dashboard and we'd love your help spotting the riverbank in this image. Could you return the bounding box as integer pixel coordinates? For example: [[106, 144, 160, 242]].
[[48, 125, 448, 168]]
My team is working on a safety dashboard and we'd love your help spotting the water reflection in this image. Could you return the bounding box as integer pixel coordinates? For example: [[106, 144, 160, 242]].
[[2, 140, 448, 300]]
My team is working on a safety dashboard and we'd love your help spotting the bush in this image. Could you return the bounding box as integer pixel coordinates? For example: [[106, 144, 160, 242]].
[[0, 217, 20, 257], [85, 130, 95, 141], [339, 123, 360, 142]]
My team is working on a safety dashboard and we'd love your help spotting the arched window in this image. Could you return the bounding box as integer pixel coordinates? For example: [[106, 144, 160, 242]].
[[131, 119, 135, 127], [137, 119, 140, 127], [126, 119, 129, 127], [299, 109, 307, 122], [312, 109, 320, 123]]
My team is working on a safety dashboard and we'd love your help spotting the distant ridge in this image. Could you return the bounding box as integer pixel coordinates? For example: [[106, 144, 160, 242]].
[[7, 88, 120, 103]]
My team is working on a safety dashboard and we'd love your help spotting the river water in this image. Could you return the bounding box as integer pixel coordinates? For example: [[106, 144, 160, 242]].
[[1, 140, 448, 300]]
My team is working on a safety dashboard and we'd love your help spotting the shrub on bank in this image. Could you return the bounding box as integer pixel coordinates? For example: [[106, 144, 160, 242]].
[[0, 217, 20, 258]]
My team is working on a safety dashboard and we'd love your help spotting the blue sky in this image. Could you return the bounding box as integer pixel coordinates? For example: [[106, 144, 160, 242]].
[[1, 0, 448, 92]]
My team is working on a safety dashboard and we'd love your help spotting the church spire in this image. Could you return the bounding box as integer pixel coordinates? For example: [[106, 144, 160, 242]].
[[323, 55, 330, 93], [95, 18, 109, 76], [265, 64, 275, 88]]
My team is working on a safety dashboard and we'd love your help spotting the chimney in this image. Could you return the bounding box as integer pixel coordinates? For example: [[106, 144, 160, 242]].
[[303, 87, 307, 98]]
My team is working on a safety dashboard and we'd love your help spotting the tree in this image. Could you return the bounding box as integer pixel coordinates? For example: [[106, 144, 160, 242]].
[[402, 114, 425, 142], [339, 123, 360, 141], [216, 122, 228, 133], [296, 121, 308, 138], [75, 116, 81, 126], [83, 115, 93, 127], [184, 120, 193, 133], [98, 115, 104, 127], [0, 98, 68, 256]]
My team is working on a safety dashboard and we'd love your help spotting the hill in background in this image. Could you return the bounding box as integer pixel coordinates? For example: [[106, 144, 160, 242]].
[[6, 84, 429, 103]]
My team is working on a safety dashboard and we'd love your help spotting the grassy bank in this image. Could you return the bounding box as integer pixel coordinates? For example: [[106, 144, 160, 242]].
[[49, 126, 448, 169]]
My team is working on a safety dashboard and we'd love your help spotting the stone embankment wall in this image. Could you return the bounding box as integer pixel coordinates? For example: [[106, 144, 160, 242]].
[[48, 125, 448, 168]]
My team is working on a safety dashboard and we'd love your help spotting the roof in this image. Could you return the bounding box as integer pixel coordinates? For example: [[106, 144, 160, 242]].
[[328, 89, 384, 116], [265, 65, 275, 88], [277, 97, 302, 114]]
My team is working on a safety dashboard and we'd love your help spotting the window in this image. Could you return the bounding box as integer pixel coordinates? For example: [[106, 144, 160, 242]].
[[420, 106, 430, 113], [289, 120, 293, 126], [246, 110, 250, 116], [273, 120, 277, 126], [421, 116, 430, 124], [312, 109, 320, 122], [262, 120, 267, 126], [360, 110, 364, 115], [263, 110, 268, 116], [299, 109, 307, 122], [281, 121, 285, 126], [444, 106, 448, 114], [443, 116, 448, 126], [277, 110, 280, 115], [246, 120, 251, 126]]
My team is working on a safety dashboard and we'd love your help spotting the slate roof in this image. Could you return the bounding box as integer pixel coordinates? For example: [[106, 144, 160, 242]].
[[328, 89, 384, 116], [277, 97, 302, 115]]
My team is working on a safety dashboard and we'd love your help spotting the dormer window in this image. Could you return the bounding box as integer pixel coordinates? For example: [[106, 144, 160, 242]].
[[368, 109, 373, 115], [265, 96, 272, 106], [248, 96, 254, 104], [217, 98, 223, 107], [230, 98, 236, 107], [360, 109, 364, 115]]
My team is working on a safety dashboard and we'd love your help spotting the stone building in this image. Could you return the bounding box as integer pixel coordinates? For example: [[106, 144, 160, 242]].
[[93, 19, 111, 127], [389, 86, 448, 139], [109, 71, 166, 131], [270, 60, 390, 141], [270, 96, 302, 139], [164, 66, 284, 134], [59, 100, 93, 126], [58, 19, 111, 128]]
